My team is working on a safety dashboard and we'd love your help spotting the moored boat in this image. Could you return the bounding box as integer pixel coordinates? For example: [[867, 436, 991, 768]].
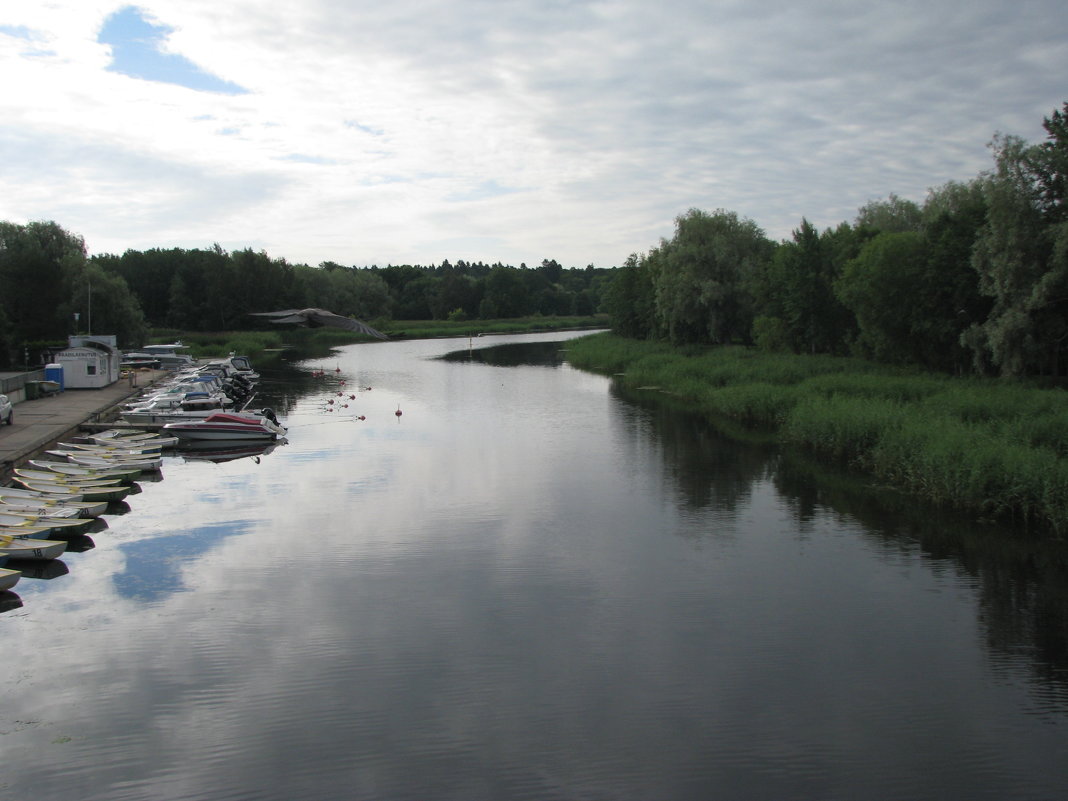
[[0, 568, 21, 592], [89, 430, 179, 448], [0, 511, 93, 532], [0, 489, 108, 517], [0, 535, 67, 561], [13, 468, 125, 487], [58, 440, 164, 455], [14, 480, 132, 502], [163, 411, 286, 441], [27, 460, 142, 482], [50, 451, 163, 471], [0, 524, 54, 540]]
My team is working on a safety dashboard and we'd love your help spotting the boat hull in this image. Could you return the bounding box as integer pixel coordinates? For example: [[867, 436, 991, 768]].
[[0, 568, 20, 592], [0, 538, 67, 561]]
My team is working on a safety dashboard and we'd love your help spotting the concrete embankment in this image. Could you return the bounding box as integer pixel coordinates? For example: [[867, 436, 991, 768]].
[[0, 370, 167, 484]]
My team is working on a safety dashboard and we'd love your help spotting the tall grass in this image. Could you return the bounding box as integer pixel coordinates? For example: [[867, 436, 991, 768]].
[[565, 333, 1068, 535]]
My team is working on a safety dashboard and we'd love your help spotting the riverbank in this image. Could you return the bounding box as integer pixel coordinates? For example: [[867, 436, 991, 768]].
[[564, 333, 1068, 536], [0, 369, 167, 483]]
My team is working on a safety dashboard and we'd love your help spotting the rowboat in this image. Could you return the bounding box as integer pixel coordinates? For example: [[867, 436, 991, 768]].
[[0, 568, 21, 592], [27, 460, 142, 482], [58, 440, 164, 455], [14, 468, 125, 486], [14, 480, 132, 503], [0, 511, 93, 532], [1, 501, 82, 519], [90, 430, 179, 448], [49, 451, 163, 471], [0, 524, 54, 540], [0, 489, 108, 517], [0, 535, 67, 561]]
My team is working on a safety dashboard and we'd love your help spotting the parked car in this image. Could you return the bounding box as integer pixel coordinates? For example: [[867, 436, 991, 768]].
[[0, 394, 12, 426]]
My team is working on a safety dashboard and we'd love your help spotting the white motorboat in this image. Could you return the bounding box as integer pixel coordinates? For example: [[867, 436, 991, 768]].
[[163, 411, 286, 441], [0, 535, 67, 561], [0, 568, 21, 592]]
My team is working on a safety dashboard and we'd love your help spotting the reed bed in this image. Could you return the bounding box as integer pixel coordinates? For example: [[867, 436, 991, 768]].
[[565, 333, 1068, 535]]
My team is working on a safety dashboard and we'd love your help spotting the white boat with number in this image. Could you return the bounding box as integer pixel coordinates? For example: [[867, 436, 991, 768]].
[[0, 511, 93, 532], [0, 535, 67, 561], [0, 489, 107, 517]]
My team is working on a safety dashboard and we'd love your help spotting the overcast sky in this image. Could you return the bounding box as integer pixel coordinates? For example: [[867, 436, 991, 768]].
[[1, 2, 1065, 268]]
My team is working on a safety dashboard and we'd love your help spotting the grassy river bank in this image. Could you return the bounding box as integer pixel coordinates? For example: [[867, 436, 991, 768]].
[[565, 332, 1068, 536]]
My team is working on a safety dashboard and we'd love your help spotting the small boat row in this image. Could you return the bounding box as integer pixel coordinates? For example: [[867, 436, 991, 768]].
[[0, 428, 184, 593]]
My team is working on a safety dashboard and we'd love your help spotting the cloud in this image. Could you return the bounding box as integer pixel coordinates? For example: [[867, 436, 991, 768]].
[[0, 0, 1066, 267]]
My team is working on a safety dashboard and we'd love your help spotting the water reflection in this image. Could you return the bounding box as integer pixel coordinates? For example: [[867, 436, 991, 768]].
[[0, 589, 22, 613], [617, 377, 1068, 718], [11, 559, 69, 581], [438, 339, 567, 367]]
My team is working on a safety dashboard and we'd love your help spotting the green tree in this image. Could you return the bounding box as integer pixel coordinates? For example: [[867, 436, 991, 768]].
[[652, 208, 774, 345], [0, 220, 86, 342], [968, 133, 1068, 375], [751, 219, 851, 355], [855, 193, 923, 233], [835, 231, 929, 364], [605, 253, 657, 338]]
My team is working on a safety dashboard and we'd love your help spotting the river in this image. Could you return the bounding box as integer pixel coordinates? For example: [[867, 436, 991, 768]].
[[1, 331, 1066, 800]]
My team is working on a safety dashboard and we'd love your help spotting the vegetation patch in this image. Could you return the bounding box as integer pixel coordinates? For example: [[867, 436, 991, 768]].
[[566, 332, 1068, 535]]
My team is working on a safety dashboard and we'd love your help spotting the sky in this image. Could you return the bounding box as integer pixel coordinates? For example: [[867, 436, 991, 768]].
[[1, 1, 1066, 269]]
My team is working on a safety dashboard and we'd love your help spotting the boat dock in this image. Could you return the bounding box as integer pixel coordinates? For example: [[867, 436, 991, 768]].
[[0, 370, 168, 483]]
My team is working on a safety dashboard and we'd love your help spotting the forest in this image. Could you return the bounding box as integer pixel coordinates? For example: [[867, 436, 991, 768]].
[[1, 101, 1065, 377]]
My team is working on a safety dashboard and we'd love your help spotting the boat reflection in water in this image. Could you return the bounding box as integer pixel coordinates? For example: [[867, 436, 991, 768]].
[[11, 559, 69, 581], [0, 591, 22, 614], [176, 438, 288, 464]]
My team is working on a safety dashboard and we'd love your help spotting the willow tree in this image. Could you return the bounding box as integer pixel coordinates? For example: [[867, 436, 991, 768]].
[[969, 128, 1068, 376], [652, 208, 774, 345]]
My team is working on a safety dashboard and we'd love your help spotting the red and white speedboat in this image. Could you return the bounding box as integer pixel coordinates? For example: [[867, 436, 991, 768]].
[[163, 412, 286, 441]]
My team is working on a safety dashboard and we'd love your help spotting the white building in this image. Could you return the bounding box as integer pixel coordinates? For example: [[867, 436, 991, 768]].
[[56, 335, 121, 389]]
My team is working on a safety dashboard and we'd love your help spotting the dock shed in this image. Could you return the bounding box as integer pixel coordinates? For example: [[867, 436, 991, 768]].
[[56, 335, 121, 389]]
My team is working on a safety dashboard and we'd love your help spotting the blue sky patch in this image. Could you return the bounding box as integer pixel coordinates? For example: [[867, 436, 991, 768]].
[[113, 519, 255, 603], [0, 25, 34, 39], [98, 6, 247, 95]]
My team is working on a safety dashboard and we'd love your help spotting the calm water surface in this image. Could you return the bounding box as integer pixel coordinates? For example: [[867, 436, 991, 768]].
[[1, 331, 1066, 800]]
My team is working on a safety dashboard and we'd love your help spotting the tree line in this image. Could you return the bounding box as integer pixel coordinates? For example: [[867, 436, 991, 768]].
[[605, 102, 1068, 377], [0, 225, 612, 367]]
